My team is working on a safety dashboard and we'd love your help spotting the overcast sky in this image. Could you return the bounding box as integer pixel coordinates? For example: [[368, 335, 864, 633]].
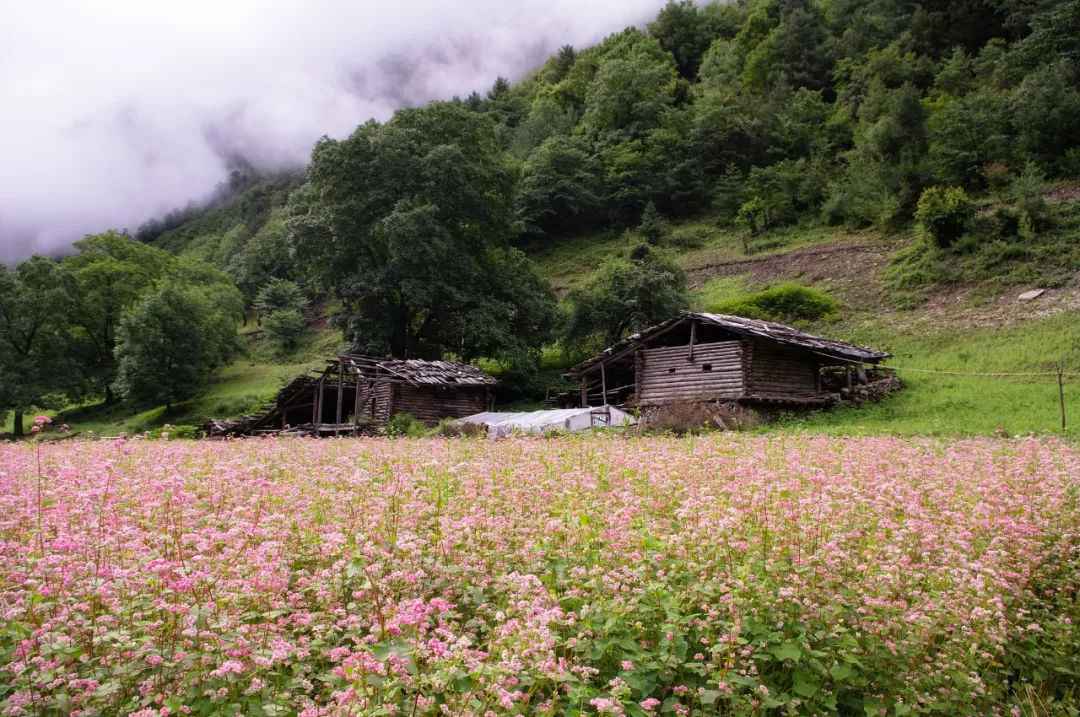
[[0, 0, 666, 264]]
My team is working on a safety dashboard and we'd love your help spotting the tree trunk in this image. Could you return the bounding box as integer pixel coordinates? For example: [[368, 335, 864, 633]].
[[12, 411, 24, 437], [105, 384, 115, 406]]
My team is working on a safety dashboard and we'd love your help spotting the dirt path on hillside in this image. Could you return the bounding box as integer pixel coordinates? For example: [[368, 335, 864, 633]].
[[688, 241, 899, 308], [688, 237, 1080, 331]]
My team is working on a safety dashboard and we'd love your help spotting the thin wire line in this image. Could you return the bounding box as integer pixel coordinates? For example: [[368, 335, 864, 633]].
[[885, 366, 1080, 378]]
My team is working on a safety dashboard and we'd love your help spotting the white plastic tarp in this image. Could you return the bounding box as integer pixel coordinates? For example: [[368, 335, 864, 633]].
[[459, 406, 636, 437]]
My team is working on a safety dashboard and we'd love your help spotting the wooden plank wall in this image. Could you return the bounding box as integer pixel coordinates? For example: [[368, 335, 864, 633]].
[[749, 340, 819, 396], [369, 383, 394, 422], [390, 385, 488, 425], [638, 341, 744, 404]]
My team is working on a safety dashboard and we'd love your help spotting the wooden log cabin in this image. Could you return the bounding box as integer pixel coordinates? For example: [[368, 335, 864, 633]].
[[566, 313, 889, 408], [206, 355, 497, 437]]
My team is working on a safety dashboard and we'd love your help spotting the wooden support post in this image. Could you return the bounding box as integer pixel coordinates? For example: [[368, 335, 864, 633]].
[[581, 375, 589, 408], [856, 364, 868, 386], [601, 362, 608, 406], [316, 378, 325, 431], [1059, 357, 1066, 432], [335, 364, 344, 436], [688, 320, 697, 362], [353, 375, 363, 436], [634, 350, 644, 403]]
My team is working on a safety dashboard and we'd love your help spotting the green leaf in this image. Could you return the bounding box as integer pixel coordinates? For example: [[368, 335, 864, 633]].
[[792, 669, 821, 698], [864, 696, 886, 716], [769, 642, 802, 663], [894, 703, 912, 715], [699, 690, 722, 705], [829, 662, 855, 681]]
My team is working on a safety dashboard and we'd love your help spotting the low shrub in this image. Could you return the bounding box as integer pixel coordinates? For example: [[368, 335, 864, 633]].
[[916, 185, 975, 248], [147, 424, 203, 440], [708, 283, 841, 323], [433, 419, 488, 439], [386, 412, 428, 437]]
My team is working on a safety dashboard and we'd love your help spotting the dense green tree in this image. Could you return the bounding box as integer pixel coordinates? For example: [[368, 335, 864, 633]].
[[0, 257, 82, 435], [481, 76, 528, 147], [763, 87, 831, 159], [773, 1, 832, 92], [698, 39, 744, 99], [114, 283, 239, 409], [1010, 64, 1080, 175], [827, 82, 931, 226], [289, 102, 554, 365], [1005, 0, 1080, 75], [562, 245, 689, 351], [928, 89, 1010, 187], [262, 309, 307, 353], [551, 45, 577, 83], [638, 201, 671, 244], [600, 140, 661, 226], [62, 231, 174, 404], [253, 278, 308, 318], [584, 42, 679, 142], [227, 216, 297, 306], [649, 1, 712, 79], [509, 95, 576, 161], [934, 47, 977, 97], [516, 135, 603, 236]]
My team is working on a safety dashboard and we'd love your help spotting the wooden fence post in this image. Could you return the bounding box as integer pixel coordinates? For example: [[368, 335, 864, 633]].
[[1059, 357, 1066, 432]]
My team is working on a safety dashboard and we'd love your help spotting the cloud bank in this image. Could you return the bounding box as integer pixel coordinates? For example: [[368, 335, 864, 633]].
[[0, 0, 664, 263]]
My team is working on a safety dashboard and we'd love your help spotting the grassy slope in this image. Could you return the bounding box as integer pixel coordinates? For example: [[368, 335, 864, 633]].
[[784, 313, 1080, 436], [12, 204, 1075, 438], [530, 208, 1080, 437]]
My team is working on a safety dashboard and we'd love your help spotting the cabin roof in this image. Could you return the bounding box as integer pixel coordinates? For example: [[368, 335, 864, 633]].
[[567, 312, 889, 377], [335, 354, 499, 387]]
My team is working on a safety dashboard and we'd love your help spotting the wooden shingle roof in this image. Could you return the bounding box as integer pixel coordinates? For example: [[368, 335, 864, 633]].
[[337, 355, 498, 387], [567, 312, 888, 377]]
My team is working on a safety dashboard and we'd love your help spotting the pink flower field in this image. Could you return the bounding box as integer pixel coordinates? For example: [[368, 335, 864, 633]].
[[1, 436, 1078, 716]]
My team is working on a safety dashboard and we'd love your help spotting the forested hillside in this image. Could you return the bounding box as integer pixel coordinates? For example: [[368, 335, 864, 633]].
[[4, 0, 1080, 436]]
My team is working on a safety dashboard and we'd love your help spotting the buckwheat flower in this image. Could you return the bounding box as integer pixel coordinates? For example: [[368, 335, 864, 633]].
[[621, 660, 635, 671]]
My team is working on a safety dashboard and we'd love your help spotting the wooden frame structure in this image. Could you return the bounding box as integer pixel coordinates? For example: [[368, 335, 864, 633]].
[[206, 355, 497, 437], [566, 313, 889, 408]]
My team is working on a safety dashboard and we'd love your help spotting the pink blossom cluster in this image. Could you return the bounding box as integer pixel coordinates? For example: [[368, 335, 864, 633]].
[[0, 435, 1077, 715]]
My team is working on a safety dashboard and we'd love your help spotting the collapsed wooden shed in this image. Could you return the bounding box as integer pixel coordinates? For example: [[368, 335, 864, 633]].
[[566, 313, 890, 408], [206, 355, 497, 437]]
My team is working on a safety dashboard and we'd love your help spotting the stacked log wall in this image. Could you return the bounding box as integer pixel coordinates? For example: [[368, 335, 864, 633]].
[[748, 340, 820, 396], [391, 385, 488, 425], [637, 341, 744, 404]]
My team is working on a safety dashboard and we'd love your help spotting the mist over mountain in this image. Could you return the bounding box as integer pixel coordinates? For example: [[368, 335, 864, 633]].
[[0, 0, 664, 263]]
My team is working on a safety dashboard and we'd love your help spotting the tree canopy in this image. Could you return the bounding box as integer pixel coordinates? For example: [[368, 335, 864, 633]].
[[289, 101, 557, 366], [114, 282, 241, 409]]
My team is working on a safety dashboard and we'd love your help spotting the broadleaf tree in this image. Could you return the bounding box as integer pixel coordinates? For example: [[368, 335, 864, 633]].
[[61, 231, 175, 404], [114, 282, 241, 409], [288, 101, 556, 370], [0, 257, 83, 435]]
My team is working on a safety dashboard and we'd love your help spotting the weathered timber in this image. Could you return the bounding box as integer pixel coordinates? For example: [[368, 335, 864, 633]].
[[566, 314, 888, 408], [206, 354, 497, 437]]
